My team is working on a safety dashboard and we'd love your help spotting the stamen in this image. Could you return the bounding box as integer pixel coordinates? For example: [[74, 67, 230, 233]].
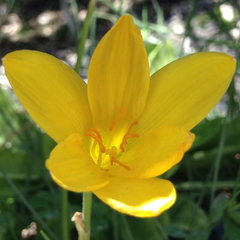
[[105, 146, 130, 170], [126, 121, 138, 134], [120, 122, 139, 152], [85, 132, 106, 153], [109, 107, 125, 131], [86, 128, 103, 141], [110, 157, 130, 170]]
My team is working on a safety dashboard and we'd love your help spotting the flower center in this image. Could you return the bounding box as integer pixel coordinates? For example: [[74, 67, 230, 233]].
[[85, 108, 139, 171]]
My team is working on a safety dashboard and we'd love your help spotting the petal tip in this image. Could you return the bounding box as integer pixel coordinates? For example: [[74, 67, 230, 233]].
[[119, 14, 134, 22], [2, 51, 24, 65], [209, 52, 236, 67], [116, 15, 135, 28]]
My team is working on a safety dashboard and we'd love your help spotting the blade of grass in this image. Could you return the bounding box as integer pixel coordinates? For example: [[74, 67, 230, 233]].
[[120, 214, 134, 240], [151, 0, 164, 26], [179, 0, 200, 57], [75, 0, 97, 73], [210, 80, 235, 205], [142, 0, 148, 26], [155, 220, 169, 240], [70, 0, 82, 41], [40, 230, 51, 240]]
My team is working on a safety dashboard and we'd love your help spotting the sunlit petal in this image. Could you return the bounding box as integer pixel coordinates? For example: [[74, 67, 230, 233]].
[[94, 177, 176, 217]]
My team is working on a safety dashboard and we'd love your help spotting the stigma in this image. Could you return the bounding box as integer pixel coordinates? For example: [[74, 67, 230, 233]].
[[84, 108, 139, 171]]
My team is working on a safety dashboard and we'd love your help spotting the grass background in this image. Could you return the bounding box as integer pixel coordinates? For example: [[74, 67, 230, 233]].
[[0, 0, 240, 239]]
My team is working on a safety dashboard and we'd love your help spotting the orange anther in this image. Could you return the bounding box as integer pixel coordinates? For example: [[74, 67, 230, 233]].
[[110, 157, 130, 170], [109, 107, 125, 131], [126, 121, 138, 134], [85, 132, 106, 153], [120, 122, 139, 152], [86, 128, 103, 141]]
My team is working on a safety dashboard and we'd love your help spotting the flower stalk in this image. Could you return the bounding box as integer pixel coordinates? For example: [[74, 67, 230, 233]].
[[61, 189, 69, 240], [82, 192, 93, 237], [72, 192, 92, 240]]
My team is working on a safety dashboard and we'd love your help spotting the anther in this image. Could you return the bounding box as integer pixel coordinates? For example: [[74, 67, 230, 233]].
[[85, 132, 106, 153], [120, 122, 139, 152], [109, 107, 125, 131], [86, 128, 103, 141]]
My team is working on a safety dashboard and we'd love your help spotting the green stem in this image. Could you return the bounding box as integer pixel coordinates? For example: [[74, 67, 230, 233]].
[[82, 192, 92, 234], [61, 189, 69, 240], [75, 192, 92, 240], [0, 164, 59, 240], [75, 0, 97, 73]]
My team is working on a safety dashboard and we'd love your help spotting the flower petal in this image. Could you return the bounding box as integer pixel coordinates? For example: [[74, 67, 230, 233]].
[[137, 52, 236, 135], [93, 177, 176, 217], [3, 50, 92, 143], [109, 126, 194, 178], [46, 134, 109, 192], [88, 15, 149, 135]]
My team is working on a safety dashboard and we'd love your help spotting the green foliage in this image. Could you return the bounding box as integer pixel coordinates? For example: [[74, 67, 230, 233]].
[[0, 0, 240, 239]]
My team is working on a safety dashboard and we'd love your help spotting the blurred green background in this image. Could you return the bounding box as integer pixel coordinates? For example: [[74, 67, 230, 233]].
[[0, 0, 240, 239]]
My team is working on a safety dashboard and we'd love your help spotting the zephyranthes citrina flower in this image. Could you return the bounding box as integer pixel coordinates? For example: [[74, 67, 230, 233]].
[[2, 15, 236, 217]]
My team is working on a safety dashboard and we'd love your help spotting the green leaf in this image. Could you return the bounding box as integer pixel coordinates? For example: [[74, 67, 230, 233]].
[[170, 196, 208, 231], [184, 227, 211, 240], [191, 118, 222, 150], [0, 149, 39, 180], [123, 216, 164, 240], [42, 133, 56, 159], [210, 193, 229, 223], [224, 218, 240, 240], [164, 225, 187, 238]]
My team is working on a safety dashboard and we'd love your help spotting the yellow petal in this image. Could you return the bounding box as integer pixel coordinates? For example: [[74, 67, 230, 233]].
[[109, 126, 194, 178], [93, 177, 176, 217], [46, 134, 109, 192], [88, 15, 149, 135], [137, 52, 236, 135], [3, 50, 92, 143]]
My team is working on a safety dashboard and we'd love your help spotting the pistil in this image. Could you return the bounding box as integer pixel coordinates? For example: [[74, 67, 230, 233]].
[[85, 108, 139, 171]]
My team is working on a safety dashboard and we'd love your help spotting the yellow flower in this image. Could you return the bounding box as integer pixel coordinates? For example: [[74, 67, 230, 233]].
[[2, 15, 236, 218]]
